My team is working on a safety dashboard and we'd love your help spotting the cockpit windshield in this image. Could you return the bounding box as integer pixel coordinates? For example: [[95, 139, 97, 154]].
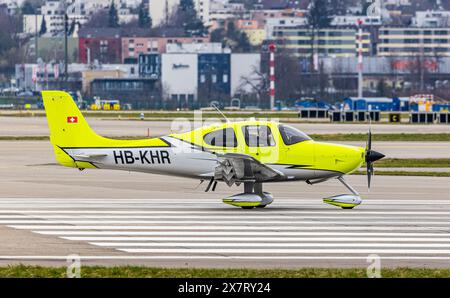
[[278, 125, 312, 145]]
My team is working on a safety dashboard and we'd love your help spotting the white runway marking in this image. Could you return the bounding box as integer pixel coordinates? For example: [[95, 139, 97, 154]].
[[4, 210, 450, 215], [36, 231, 450, 236], [10, 225, 450, 231], [61, 237, 450, 242], [4, 220, 450, 225], [119, 248, 450, 254], [2, 198, 450, 204], [91, 242, 450, 248], [5, 215, 450, 220], [3, 255, 450, 260], [2, 198, 450, 262]]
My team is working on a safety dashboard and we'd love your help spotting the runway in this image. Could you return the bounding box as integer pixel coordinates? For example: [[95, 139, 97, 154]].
[[1, 198, 450, 268], [0, 124, 450, 268]]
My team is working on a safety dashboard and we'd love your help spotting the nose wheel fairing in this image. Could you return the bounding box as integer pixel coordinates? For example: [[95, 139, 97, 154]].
[[323, 194, 362, 209], [323, 176, 362, 209]]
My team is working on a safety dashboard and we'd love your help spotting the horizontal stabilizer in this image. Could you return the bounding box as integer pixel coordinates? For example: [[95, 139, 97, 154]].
[[72, 153, 108, 159]]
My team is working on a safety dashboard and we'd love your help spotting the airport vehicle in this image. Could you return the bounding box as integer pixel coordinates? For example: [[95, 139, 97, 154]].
[[42, 91, 385, 209], [90, 98, 120, 110]]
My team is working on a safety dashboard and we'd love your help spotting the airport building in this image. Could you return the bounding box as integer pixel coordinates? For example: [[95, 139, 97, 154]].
[[161, 53, 199, 107], [157, 51, 260, 107], [138, 53, 161, 79], [15, 63, 138, 93], [90, 77, 160, 109]]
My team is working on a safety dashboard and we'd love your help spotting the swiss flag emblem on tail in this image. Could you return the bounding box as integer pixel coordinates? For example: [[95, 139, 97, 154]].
[[67, 116, 78, 123]]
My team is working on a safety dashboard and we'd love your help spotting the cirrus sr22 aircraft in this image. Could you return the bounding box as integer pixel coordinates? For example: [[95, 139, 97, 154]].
[[42, 91, 385, 209]]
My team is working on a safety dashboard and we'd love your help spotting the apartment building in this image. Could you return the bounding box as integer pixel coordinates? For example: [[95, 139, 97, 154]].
[[378, 27, 450, 56], [122, 36, 209, 63], [149, 0, 211, 26], [271, 26, 371, 57]]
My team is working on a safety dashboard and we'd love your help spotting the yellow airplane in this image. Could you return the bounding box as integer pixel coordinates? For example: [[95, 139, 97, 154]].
[[42, 91, 385, 209]]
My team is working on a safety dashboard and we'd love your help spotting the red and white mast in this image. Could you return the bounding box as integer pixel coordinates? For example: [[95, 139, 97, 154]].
[[357, 19, 364, 99], [268, 42, 276, 110]]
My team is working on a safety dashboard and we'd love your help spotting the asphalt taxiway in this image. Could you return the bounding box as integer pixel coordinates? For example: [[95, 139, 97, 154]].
[[1, 141, 450, 268], [2, 116, 450, 137]]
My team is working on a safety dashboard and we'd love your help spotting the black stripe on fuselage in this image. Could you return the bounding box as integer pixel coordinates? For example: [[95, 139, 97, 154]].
[[268, 163, 345, 175], [165, 136, 211, 153]]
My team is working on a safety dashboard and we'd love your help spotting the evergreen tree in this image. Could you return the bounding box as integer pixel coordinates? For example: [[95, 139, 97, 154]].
[[307, 0, 332, 72], [377, 79, 388, 97], [210, 29, 223, 42], [172, 0, 206, 36], [138, 1, 151, 28], [307, 0, 332, 29], [179, 0, 195, 11], [226, 21, 236, 39], [184, 18, 207, 37], [237, 31, 251, 52], [108, 1, 120, 28], [210, 22, 252, 52], [68, 20, 76, 36], [39, 17, 47, 36], [21, 1, 35, 14]]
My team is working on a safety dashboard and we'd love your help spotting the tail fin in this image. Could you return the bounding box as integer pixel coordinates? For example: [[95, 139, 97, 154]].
[[42, 90, 105, 148], [42, 90, 169, 168]]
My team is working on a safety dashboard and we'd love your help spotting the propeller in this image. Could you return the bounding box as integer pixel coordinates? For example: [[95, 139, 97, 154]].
[[365, 119, 385, 189]]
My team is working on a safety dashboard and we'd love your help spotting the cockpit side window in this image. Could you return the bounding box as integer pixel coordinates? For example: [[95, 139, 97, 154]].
[[242, 125, 276, 147], [203, 128, 238, 147], [279, 124, 311, 145]]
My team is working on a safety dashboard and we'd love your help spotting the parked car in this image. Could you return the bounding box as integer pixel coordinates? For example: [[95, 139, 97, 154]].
[[17, 91, 34, 97], [2, 87, 20, 94]]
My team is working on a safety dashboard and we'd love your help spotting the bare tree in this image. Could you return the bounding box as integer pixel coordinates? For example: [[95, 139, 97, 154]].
[[198, 77, 230, 108], [273, 48, 303, 105], [235, 66, 268, 108], [0, 10, 25, 78]]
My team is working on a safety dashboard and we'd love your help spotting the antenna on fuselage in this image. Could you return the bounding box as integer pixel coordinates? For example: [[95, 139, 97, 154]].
[[211, 103, 230, 123]]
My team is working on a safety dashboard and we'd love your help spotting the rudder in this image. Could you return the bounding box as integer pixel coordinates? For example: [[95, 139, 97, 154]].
[[42, 90, 104, 148], [42, 90, 170, 168]]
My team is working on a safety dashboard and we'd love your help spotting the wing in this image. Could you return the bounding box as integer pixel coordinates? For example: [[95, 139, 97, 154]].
[[214, 153, 285, 186]]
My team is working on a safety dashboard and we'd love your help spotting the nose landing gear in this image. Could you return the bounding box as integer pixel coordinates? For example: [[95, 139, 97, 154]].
[[323, 176, 362, 209]]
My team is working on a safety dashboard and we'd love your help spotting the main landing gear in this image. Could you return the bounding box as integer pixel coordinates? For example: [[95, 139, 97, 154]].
[[223, 182, 274, 209]]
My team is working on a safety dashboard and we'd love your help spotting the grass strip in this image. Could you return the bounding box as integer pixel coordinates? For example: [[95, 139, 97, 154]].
[[374, 158, 450, 168], [1, 265, 450, 278], [354, 171, 450, 177], [310, 133, 450, 142], [0, 136, 50, 141]]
